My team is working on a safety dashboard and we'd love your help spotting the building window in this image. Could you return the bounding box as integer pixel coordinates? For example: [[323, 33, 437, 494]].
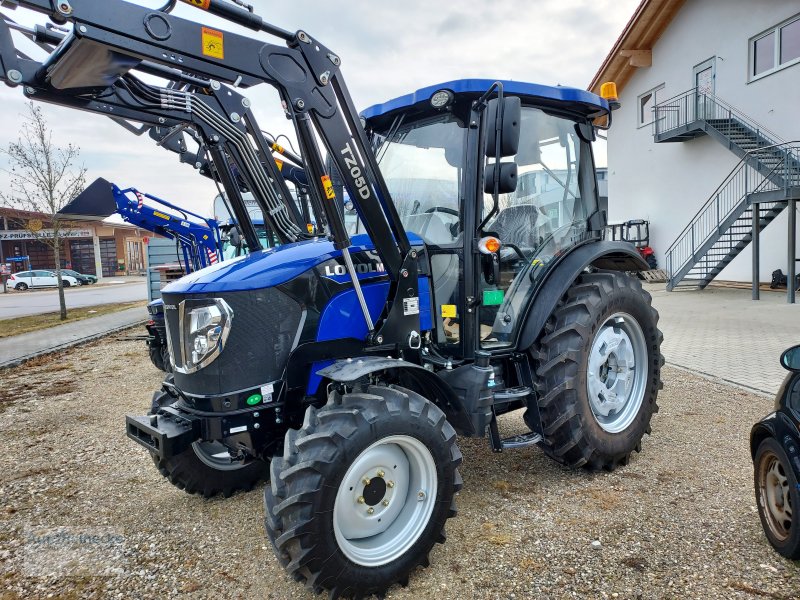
[[750, 13, 800, 80], [637, 84, 664, 128]]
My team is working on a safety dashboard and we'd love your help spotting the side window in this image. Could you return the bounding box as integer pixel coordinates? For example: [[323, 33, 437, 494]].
[[637, 84, 664, 128], [479, 107, 593, 349], [750, 14, 800, 80], [34, 270, 50, 277], [788, 374, 800, 414]]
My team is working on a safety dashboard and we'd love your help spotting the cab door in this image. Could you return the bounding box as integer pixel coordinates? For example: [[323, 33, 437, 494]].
[[475, 105, 596, 351]]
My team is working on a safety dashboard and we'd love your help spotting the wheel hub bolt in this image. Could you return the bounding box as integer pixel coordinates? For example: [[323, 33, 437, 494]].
[[418, 491, 426, 501], [367, 507, 375, 515], [362, 477, 371, 486], [357, 496, 365, 504], [382, 500, 389, 507], [377, 470, 385, 478], [387, 481, 395, 488]]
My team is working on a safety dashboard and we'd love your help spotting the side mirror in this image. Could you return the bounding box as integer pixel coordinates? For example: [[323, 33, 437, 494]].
[[485, 96, 521, 157], [780, 345, 800, 372], [484, 162, 517, 195]]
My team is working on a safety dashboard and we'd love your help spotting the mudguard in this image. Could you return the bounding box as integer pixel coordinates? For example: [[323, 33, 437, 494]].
[[318, 357, 474, 435], [750, 416, 778, 459], [517, 240, 648, 350]]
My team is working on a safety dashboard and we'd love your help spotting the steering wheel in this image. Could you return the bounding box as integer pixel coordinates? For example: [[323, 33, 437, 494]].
[[425, 206, 459, 218], [424, 206, 460, 238]]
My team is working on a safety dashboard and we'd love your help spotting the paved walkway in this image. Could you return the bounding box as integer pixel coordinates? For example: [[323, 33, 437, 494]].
[[648, 284, 800, 395], [0, 306, 147, 368]]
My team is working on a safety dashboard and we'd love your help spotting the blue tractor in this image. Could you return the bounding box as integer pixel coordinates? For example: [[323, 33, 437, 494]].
[[1, 2, 663, 597]]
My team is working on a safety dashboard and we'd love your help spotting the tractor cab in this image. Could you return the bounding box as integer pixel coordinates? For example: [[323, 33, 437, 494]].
[[360, 79, 610, 356]]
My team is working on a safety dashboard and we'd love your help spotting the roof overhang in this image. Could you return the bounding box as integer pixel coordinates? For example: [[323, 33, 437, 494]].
[[588, 0, 686, 96]]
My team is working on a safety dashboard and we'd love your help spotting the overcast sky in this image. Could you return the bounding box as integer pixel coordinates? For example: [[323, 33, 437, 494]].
[[0, 0, 638, 216]]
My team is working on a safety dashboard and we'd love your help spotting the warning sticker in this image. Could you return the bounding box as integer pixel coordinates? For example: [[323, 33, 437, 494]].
[[201, 27, 224, 59], [271, 142, 285, 154], [321, 175, 336, 200], [441, 304, 456, 318], [274, 158, 284, 171], [403, 297, 419, 316], [186, 0, 211, 8], [152, 211, 171, 221]]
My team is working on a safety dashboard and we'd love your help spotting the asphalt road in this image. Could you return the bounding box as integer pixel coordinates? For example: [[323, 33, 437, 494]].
[[0, 281, 148, 318]]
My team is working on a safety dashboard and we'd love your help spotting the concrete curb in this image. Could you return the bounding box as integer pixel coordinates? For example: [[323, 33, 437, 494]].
[[0, 320, 146, 370], [666, 361, 774, 398]]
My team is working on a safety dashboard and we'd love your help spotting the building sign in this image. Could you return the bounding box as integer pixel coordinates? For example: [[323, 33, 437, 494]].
[[0, 229, 93, 241]]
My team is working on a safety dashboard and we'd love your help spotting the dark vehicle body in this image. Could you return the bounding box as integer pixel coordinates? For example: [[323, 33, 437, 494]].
[[751, 345, 800, 558], [61, 269, 96, 284]]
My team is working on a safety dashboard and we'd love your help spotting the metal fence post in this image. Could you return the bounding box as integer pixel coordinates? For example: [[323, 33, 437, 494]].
[[789, 197, 796, 305], [752, 201, 760, 300]]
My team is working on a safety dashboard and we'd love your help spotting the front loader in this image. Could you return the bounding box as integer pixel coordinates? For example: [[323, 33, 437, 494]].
[[0, 2, 663, 597]]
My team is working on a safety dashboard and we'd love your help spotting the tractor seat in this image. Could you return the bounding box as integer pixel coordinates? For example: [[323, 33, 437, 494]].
[[485, 204, 544, 256]]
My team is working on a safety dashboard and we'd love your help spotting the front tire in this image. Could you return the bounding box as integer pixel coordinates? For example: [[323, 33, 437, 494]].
[[528, 271, 663, 470], [148, 344, 165, 371], [754, 437, 800, 559], [148, 391, 268, 498], [265, 384, 462, 598]]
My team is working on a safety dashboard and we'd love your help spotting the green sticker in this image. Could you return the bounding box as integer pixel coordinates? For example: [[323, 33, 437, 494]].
[[483, 289, 504, 306], [245, 393, 262, 406]]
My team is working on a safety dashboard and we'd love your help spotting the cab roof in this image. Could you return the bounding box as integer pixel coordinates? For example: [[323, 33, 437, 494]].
[[361, 78, 609, 121]]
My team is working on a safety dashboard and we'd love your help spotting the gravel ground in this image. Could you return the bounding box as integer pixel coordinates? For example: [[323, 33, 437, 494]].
[[1, 336, 799, 599]]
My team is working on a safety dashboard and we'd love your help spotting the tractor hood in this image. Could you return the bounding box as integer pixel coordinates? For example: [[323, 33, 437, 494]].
[[163, 233, 423, 294]]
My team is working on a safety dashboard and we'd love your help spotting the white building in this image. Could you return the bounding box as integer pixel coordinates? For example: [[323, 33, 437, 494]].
[[590, 0, 799, 290]]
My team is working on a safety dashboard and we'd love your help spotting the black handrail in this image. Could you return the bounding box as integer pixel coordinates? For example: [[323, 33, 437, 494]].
[[665, 141, 800, 256]]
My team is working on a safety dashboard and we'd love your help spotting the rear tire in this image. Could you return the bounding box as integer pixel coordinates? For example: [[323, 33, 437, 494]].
[[527, 271, 663, 470], [15, 283, 27, 291], [264, 384, 462, 598], [754, 437, 800, 559]]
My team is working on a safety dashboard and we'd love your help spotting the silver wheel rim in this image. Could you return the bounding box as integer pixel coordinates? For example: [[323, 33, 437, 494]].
[[192, 441, 247, 471], [758, 450, 792, 541], [587, 312, 648, 433], [333, 435, 437, 567]]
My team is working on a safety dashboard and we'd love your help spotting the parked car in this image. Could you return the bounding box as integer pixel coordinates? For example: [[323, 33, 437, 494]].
[[751, 345, 800, 559], [61, 269, 97, 285], [7, 270, 79, 291]]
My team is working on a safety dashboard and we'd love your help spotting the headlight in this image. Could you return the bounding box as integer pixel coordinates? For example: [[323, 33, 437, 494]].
[[169, 298, 233, 374]]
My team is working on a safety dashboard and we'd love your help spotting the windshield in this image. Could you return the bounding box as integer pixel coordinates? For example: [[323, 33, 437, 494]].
[[375, 114, 466, 245]]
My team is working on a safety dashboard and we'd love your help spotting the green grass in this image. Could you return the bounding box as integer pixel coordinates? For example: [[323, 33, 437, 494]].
[[0, 301, 147, 339]]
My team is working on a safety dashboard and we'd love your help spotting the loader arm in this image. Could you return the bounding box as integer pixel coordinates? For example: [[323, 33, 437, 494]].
[[0, 0, 408, 279], [0, 0, 419, 343]]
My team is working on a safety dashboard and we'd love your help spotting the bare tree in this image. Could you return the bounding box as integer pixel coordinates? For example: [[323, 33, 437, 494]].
[[0, 102, 86, 320]]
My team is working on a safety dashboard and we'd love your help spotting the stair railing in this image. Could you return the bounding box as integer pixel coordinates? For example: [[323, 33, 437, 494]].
[[653, 88, 785, 146], [664, 142, 800, 287]]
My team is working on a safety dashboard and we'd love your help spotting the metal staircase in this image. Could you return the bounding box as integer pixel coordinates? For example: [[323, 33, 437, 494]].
[[652, 89, 800, 290]]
